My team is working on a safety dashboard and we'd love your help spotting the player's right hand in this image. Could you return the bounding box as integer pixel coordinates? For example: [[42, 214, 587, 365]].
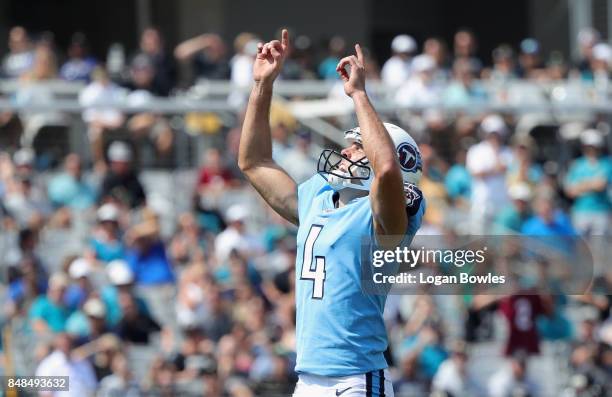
[[253, 29, 289, 85]]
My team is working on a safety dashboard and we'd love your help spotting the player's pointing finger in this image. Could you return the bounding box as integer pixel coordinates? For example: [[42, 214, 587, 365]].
[[355, 44, 364, 64], [281, 29, 289, 51]]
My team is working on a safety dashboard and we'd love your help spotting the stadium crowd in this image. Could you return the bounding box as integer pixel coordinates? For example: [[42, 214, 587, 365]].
[[0, 24, 611, 396]]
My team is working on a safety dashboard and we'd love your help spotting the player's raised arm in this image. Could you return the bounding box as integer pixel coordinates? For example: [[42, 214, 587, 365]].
[[238, 29, 299, 226], [336, 44, 408, 235]]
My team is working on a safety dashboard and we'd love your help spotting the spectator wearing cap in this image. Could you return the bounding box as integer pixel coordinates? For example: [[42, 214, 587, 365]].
[[35, 333, 98, 397], [318, 36, 346, 80], [466, 115, 514, 233], [493, 183, 533, 234], [59, 32, 97, 82], [215, 204, 263, 265], [381, 34, 417, 88], [175, 32, 230, 83], [65, 298, 110, 344], [443, 58, 488, 107], [64, 257, 95, 311], [101, 259, 151, 327], [565, 129, 611, 237], [88, 203, 126, 263], [517, 38, 544, 79], [395, 54, 441, 108], [1, 26, 35, 78], [100, 141, 146, 208], [588, 43, 612, 91], [134, 27, 176, 96], [47, 154, 96, 210], [28, 272, 73, 334], [575, 27, 601, 76]]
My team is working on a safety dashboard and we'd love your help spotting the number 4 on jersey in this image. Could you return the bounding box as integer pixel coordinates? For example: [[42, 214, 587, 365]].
[[300, 225, 326, 299]]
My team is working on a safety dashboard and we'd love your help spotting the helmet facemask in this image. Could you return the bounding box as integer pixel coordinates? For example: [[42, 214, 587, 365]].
[[317, 149, 372, 191]]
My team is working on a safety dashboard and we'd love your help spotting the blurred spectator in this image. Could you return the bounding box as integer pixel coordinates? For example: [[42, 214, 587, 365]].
[[124, 208, 175, 285], [169, 212, 205, 266], [432, 342, 484, 396], [79, 67, 127, 166], [60, 32, 97, 82], [215, 204, 263, 265], [564, 129, 611, 236], [443, 58, 488, 106], [2, 26, 35, 78], [444, 145, 471, 207], [493, 183, 533, 234], [589, 43, 611, 92], [101, 259, 151, 327], [35, 333, 98, 397], [498, 292, 552, 356], [506, 134, 543, 191], [116, 290, 161, 343], [88, 203, 126, 263], [98, 353, 143, 397], [197, 147, 237, 203], [7, 227, 48, 307], [318, 36, 346, 80], [48, 153, 97, 210], [64, 257, 95, 311], [134, 27, 176, 96], [395, 54, 441, 107], [575, 27, 600, 76], [229, 32, 258, 107], [423, 37, 450, 80], [282, 33, 317, 80], [521, 195, 575, 236], [488, 354, 539, 397], [381, 34, 416, 88], [28, 272, 72, 334], [453, 29, 482, 73], [146, 357, 179, 395], [100, 142, 146, 208], [278, 131, 317, 183], [485, 44, 517, 82], [517, 38, 544, 79], [466, 115, 513, 233], [174, 33, 230, 81], [392, 354, 428, 396], [66, 297, 110, 343]]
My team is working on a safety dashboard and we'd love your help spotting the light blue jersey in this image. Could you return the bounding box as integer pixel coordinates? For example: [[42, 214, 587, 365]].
[[295, 174, 424, 376]]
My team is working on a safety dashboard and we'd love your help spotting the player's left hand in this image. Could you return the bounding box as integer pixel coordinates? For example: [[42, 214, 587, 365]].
[[336, 44, 366, 97]]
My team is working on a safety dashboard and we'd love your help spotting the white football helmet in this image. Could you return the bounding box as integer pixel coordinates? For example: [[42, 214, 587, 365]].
[[318, 122, 422, 192]]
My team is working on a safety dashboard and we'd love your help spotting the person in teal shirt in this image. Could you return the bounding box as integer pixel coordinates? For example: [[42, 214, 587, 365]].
[[494, 183, 533, 234], [47, 154, 96, 210], [28, 273, 72, 333], [564, 129, 611, 236]]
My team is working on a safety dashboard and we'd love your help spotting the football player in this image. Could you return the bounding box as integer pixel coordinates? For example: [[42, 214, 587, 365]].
[[238, 29, 425, 397]]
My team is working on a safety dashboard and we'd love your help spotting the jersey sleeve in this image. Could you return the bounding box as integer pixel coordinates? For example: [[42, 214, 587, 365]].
[[297, 174, 329, 221]]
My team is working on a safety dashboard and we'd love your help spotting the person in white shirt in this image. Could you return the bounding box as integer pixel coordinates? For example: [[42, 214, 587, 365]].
[[381, 34, 416, 89], [35, 333, 97, 397], [395, 54, 441, 107], [229, 33, 259, 107], [432, 343, 484, 397], [214, 204, 262, 265], [488, 355, 539, 397], [466, 114, 514, 234]]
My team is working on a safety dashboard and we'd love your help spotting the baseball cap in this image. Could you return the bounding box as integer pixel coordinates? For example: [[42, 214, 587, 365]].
[[508, 183, 533, 202], [577, 27, 600, 47], [391, 34, 416, 54], [580, 129, 604, 147], [107, 141, 132, 162], [107, 259, 134, 285], [97, 203, 120, 222], [480, 114, 509, 137], [13, 148, 35, 167], [520, 38, 540, 55], [83, 298, 106, 318], [225, 204, 249, 223], [69, 258, 92, 279], [592, 43, 612, 63], [411, 54, 436, 73]]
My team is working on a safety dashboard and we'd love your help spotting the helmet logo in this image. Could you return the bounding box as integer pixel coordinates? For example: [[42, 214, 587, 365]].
[[397, 143, 420, 172]]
